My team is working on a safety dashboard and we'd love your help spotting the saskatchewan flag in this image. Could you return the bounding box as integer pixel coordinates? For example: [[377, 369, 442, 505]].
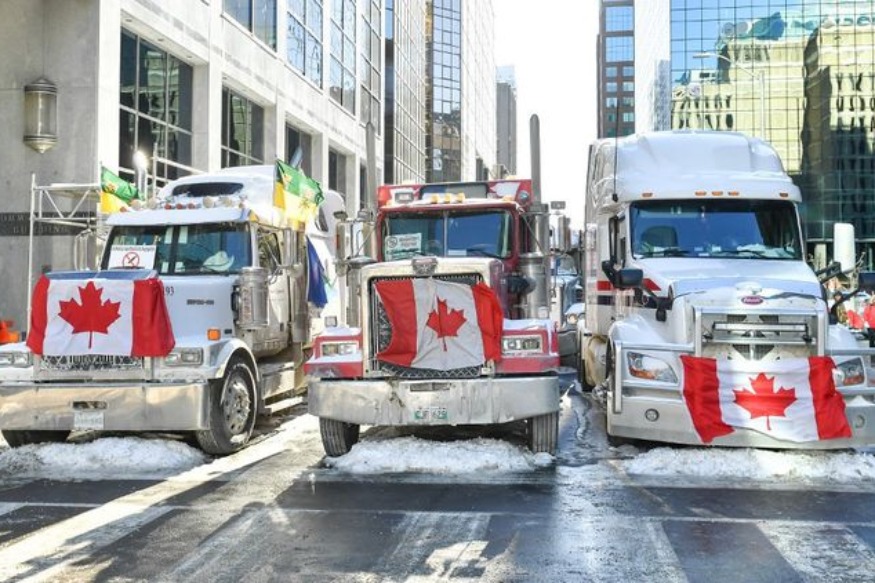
[[100, 167, 140, 213], [274, 159, 324, 228]]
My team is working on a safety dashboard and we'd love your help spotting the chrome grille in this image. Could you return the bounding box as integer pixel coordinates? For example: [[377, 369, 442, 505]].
[[39, 354, 144, 372], [701, 311, 817, 361], [370, 274, 483, 378]]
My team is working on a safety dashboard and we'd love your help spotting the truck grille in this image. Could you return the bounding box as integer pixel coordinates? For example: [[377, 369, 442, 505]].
[[369, 273, 483, 379], [701, 312, 816, 361], [39, 354, 144, 372]]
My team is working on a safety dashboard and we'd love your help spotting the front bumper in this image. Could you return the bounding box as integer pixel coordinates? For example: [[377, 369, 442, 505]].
[[0, 382, 210, 431], [607, 391, 875, 449], [309, 376, 560, 426]]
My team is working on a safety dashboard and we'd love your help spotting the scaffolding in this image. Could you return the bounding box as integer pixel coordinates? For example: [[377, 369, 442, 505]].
[[26, 174, 106, 325]]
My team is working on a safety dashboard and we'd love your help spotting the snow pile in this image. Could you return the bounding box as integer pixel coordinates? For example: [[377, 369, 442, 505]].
[[624, 447, 875, 483], [326, 436, 553, 474], [0, 437, 207, 480]]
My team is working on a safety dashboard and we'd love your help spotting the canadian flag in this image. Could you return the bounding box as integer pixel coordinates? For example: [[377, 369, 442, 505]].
[[681, 355, 852, 443], [375, 279, 503, 370], [27, 276, 175, 357]]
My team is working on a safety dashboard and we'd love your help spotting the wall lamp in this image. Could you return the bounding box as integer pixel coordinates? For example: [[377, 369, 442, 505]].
[[23, 77, 58, 154]]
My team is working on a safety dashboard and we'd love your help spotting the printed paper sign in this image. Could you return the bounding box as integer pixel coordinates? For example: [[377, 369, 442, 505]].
[[108, 245, 157, 269], [384, 233, 423, 260]]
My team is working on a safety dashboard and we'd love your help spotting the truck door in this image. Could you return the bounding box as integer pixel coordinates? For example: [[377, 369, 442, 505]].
[[258, 229, 290, 346]]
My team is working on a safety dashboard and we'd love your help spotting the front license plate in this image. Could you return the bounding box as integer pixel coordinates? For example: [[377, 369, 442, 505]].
[[73, 410, 105, 430], [413, 406, 448, 422]]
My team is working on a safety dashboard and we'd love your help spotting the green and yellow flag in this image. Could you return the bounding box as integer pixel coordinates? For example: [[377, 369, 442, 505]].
[[274, 159, 324, 228], [100, 166, 140, 213]]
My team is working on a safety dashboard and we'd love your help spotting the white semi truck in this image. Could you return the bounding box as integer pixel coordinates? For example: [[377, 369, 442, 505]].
[[0, 165, 339, 454], [582, 130, 875, 448]]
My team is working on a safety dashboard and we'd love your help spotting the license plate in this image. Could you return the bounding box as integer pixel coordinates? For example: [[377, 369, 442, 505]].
[[73, 410, 105, 430], [413, 406, 448, 422]]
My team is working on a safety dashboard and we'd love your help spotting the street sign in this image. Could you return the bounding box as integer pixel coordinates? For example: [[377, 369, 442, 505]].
[[550, 201, 566, 210]]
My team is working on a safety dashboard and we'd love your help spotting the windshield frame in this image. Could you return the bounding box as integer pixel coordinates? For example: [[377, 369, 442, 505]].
[[629, 199, 803, 261], [380, 208, 514, 261], [102, 222, 252, 275]]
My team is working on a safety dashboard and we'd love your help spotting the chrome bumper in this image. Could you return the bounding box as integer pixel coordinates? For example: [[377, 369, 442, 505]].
[[0, 382, 210, 431], [608, 392, 875, 449], [309, 376, 560, 426]]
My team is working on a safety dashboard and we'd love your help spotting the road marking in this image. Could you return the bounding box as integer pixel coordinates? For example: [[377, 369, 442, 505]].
[[759, 522, 875, 582]]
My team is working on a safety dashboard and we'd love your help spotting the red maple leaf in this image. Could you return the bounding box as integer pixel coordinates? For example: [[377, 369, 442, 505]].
[[426, 297, 467, 351], [58, 281, 121, 349], [733, 372, 796, 431]]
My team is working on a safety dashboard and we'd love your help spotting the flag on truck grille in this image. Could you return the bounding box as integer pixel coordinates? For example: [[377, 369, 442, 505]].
[[27, 276, 175, 357], [681, 355, 851, 443], [374, 279, 503, 370]]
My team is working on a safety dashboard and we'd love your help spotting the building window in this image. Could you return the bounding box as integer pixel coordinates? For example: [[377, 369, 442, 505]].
[[606, 36, 633, 62], [622, 81, 634, 92], [224, 0, 277, 49], [606, 66, 617, 78], [119, 30, 193, 184], [221, 87, 264, 167], [622, 65, 634, 77], [287, 0, 323, 86], [622, 112, 635, 123], [606, 97, 618, 109], [330, 0, 357, 113], [605, 5, 633, 33], [606, 82, 617, 93], [285, 124, 313, 176], [329, 148, 347, 194], [359, 0, 382, 132]]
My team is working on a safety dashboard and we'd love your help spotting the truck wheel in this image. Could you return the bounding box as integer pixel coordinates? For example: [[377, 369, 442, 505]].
[[2, 430, 71, 448], [319, 418, 360, 457], [527, 412, 559, 454], [195, 357, 257, 455]]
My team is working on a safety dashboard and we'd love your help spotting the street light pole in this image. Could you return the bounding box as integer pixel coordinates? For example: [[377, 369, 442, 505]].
[[693, 52, 765, 140]]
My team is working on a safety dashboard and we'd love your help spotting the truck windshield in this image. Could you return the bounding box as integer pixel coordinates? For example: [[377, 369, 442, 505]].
[[630, 200, 802, 260], [382, 210, 512, 260], [102, 223, 251, 275]]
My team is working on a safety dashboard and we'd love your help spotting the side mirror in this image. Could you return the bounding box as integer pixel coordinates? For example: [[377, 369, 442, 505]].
[[601, 260, 643, 290], [507, 274, 536, 295]]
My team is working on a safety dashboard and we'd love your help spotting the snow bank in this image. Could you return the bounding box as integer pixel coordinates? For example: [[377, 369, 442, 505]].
[[624, 447, 875, 483], [0, 436, 206, 480], [325, 436, 554, 474]]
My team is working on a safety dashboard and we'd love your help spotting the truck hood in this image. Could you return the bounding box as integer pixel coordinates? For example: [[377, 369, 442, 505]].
[[161, 276, 236, 340], [636, 258, 822, 299]]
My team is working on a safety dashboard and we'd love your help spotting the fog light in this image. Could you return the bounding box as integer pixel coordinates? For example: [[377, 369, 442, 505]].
[[644, 408, 659, 422], [854, 415, 865, 429]]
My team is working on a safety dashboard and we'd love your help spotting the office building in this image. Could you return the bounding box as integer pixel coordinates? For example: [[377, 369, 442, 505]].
[[0, 0, 387, 325], [496, 66, 517, 177], [597, 0, 636, 138], [425, 0, 497, 182]]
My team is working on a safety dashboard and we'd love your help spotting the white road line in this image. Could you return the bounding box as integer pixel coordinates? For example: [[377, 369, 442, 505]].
[[759, 521, 875, 583]]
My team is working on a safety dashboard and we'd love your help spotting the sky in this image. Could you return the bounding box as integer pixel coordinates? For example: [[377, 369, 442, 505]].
[[493, 1, 601, 227]]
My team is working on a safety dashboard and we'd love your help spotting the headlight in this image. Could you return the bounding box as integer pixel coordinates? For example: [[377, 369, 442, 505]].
[[0, 351, 32, 368], [164, 348, 204, 367], [627, 352, 678, 383], [835, 358, 865, 386], [502, 335, 544, 355], [321, 341, 360, 357]]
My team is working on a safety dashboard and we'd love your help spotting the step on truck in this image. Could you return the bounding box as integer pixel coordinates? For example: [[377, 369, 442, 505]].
[[0, 165, 339, 454], [582, 130, 875, 448]]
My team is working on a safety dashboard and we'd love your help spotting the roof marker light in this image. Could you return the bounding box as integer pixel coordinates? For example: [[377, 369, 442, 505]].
[[641, 192, 653, 198], [695, 191, 706, 196]]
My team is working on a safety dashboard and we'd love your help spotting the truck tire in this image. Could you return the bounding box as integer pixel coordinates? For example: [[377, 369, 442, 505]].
[[195, 357, 257, 455], [2, 430, 71, 448], [527, 412, 559, 455], [319, 418, 360, 457]]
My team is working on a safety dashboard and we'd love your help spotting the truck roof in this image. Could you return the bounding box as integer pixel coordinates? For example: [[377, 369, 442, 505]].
[[589, 131, 801, 211]]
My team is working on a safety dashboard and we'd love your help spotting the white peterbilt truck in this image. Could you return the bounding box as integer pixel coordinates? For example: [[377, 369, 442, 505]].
[[582, 130, 875, 448], [0, 165, 340, 454]]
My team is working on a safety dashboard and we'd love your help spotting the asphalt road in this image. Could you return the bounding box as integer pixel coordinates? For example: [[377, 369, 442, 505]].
[[0, 393, 874, 582]]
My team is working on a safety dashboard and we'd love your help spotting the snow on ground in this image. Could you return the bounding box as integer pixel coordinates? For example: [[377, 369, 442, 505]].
[[623, 447, 875, 484], [325, 436, 554, 474], [1, 413, 874, 484]]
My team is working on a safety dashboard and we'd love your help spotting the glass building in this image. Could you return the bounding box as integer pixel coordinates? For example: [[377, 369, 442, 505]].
[[664, 1, 875, 269], [598, 0, 636, 138], [425, 0, 496, 182]]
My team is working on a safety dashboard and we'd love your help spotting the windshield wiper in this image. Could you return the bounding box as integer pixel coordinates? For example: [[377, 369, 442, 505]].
[[646, 247, 689, 257], [466, 246, 502, 259]]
